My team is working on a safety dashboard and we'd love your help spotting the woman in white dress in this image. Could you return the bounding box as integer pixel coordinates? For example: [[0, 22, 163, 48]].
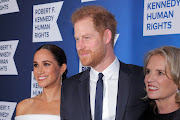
[[15, 44, 67, 120]]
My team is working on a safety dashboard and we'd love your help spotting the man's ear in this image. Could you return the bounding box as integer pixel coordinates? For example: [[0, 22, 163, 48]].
[[103, 29, 112, 44]]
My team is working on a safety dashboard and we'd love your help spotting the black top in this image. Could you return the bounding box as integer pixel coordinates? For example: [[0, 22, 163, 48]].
[[145, 108, 180, 120]]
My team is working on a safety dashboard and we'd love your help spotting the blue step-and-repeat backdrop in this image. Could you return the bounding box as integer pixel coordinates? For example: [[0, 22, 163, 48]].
[[0, 0, 180, 119]]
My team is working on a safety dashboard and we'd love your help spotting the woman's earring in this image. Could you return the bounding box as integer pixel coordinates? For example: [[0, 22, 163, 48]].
[[177, 89, 179, 93]]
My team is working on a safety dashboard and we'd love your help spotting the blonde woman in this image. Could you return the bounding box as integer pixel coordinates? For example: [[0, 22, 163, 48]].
[[144, 46, 180, 120]]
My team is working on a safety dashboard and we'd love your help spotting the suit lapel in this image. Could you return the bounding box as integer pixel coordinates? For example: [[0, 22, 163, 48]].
[[115, 62, 132, 120], [78, 70, 92, 120], [76, 62, 133, 120]]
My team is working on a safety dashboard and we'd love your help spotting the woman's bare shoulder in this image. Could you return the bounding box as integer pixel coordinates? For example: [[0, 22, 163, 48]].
[[16, 98, 35, 116]]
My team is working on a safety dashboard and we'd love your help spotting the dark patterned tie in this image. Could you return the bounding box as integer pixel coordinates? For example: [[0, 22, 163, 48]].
[[94, 73, 104, 120]]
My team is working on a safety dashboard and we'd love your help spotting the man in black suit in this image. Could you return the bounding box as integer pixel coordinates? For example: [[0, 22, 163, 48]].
[[61, 5, 148, 120]]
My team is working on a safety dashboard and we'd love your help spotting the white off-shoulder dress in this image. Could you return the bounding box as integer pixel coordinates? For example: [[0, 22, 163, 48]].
[[14, 114, 60, 120]]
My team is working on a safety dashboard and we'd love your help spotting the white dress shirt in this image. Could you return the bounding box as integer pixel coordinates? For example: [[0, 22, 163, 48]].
[[90, 57, 120, 120]]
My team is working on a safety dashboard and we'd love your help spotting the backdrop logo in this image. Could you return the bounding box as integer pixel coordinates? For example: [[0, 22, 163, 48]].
[[0, 0, 19, 15], [79, 61, 90, 73], [0, 40, 18, 75], [33, 1, 64, 42], [143, 0, 180, 36], [0, 101, 17, 120], [81, 0, 96, 2], [31, 71, 43, 98], [114, 34, 119, 46]]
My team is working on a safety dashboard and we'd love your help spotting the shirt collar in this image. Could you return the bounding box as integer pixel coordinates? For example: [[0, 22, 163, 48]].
[[90, 57, 119, 81], [103, 57, 119, 80]]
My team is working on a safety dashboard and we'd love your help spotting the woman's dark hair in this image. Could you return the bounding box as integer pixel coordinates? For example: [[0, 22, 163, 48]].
[[36, 44, 67, 80]]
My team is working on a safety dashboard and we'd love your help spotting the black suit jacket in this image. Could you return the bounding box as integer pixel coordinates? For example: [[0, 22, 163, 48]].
[[61, 61, 148, 120]]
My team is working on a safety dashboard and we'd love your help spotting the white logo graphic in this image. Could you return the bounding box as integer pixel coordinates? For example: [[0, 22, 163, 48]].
[[79, 61, 90, 73], [31, 71, 43, 98], [114, 34, 119, 46], [0, 0, 19, 15], [81, 0, 96, 2], [0, 40, 19, 75], [33, 1, 64, 42], [0, 101, 17, 120], [143, 0, 180, 36]]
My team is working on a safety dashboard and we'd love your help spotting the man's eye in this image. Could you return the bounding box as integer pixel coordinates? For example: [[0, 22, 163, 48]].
[[84, 37, 90, 40]]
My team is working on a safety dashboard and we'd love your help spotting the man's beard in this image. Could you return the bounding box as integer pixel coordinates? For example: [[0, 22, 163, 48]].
[[78, 45, 105, 67]]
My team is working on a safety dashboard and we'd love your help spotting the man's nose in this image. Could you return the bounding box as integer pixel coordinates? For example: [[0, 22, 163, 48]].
[[76, 39, 85, 51]]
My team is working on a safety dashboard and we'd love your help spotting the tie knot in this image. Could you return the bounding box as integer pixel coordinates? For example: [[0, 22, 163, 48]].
[[98, 73, 103, 80]]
